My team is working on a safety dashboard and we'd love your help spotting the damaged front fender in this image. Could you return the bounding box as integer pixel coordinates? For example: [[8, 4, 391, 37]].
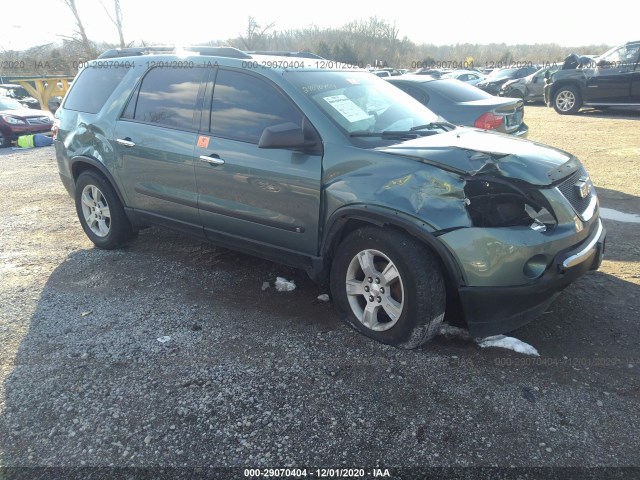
[[323, 155, 473, 232]]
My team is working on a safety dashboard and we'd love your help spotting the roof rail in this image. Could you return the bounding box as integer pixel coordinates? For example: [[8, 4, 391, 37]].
[[244, 51, 325, 60], [98, 46, 252, 59]]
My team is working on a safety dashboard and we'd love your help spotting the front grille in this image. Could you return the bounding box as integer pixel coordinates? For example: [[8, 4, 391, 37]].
[[26, 117, 51, 125], [556, 166, 594, 218]]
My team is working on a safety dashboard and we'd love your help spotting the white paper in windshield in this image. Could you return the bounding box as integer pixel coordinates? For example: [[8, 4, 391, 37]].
[[323, 94, 371, 123]]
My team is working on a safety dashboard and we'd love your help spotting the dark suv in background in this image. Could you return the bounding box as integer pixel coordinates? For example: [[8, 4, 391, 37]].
[[54, 46, 605, 348], [544, 40, 640, 114]]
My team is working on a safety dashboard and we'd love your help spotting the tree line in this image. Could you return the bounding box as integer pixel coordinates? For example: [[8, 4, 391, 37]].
[[0, 6, 610, 77]]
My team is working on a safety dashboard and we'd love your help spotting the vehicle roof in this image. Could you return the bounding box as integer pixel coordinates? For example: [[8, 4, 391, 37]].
[[444, 70, 481, 75], [95, 46, 340, 73], [0, 84, 22, 88], [386, 74, 438, 83]]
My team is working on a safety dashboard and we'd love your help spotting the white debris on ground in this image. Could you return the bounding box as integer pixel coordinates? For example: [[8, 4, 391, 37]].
[[317, 294, 330, 302], [156, 336, 171, 344], [438, 322, 473, 341], [261, 281, 271, 291], [274, 277, 296, 292], [438, 323, 540, 356], [477, 335, 540, 356]]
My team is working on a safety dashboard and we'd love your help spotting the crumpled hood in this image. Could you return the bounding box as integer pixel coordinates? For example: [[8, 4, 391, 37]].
[[377, 127, 578, 186]]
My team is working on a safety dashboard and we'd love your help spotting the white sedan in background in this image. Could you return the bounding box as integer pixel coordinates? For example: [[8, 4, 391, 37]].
[[441, 70, 485, 86]]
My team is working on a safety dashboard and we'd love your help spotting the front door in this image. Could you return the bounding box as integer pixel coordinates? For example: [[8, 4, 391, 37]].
[[586, 42, 640, 103], [195, 68, 322, 255]]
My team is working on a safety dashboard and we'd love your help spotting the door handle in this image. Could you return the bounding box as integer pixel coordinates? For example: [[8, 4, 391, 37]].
[[116, 138, 135, 147], [199, 154, 224, 165]]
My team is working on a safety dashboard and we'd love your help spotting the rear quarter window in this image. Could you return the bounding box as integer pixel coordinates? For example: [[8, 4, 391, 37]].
[[63, 66, 128, 114]]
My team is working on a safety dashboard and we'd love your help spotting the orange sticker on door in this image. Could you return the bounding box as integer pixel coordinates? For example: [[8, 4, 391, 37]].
[[197, 135, 210, 148]]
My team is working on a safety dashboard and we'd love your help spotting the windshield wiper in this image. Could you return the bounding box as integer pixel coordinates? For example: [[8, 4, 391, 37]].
[[350, 128, 443, 138], [350, 130, 418, 138], [410, 122, 455, 132]]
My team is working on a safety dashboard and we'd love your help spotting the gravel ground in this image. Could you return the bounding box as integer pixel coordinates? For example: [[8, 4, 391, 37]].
[[0, 106, 639, 478]]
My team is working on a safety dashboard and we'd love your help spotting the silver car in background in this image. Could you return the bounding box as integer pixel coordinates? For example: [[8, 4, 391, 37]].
[[441, 70, 485, 86]]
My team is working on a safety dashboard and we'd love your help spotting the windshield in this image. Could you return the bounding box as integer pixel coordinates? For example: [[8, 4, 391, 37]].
[[598, 43, 640, 64], [487, 68, 518, 79], [284, 71, 439, 137], [0, 98, 24, 110]]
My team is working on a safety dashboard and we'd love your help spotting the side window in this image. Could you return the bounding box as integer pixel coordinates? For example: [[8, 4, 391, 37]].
[[125, 67, 206, 130], [210, 70, 303, 144], [64, 66, 127, 113]]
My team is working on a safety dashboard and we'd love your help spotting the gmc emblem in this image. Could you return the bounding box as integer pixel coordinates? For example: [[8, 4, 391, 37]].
[[575, 178, 591, 199]]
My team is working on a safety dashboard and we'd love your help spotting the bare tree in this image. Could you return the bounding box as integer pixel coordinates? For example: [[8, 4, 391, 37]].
[[99, 0, 126, 48], [59, 0, 94, 57], [238, 17, 275, 50]]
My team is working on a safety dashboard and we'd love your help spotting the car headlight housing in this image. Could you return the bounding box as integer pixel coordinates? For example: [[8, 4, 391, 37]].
[[464, 179, 557, 232], [1, 115, 27, 125]]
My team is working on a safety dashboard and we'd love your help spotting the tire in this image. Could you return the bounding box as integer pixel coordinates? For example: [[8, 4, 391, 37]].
[[553, 86, 582, 114], [0, 131, 10, 148], [508, 89, 525, 99], [74, 170, 136, 249], [330, 227, 445, 349]]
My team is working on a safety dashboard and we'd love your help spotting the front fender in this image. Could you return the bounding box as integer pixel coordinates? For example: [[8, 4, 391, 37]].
[[321, 204, 465, 286]]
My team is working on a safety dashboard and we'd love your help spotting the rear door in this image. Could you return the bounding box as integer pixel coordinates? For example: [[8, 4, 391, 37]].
[[194, 68, 322, 255], [114, 66, 208, 234]]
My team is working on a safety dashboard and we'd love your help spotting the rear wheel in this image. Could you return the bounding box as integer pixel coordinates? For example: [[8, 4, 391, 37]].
[[553, 86, 582, 114], [330, 227, 445, 349], [74, 170, 136, 249]]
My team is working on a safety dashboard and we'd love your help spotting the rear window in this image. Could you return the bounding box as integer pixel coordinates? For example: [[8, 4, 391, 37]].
[[426, 80, 492, 102], [63, 66, 127, 113]]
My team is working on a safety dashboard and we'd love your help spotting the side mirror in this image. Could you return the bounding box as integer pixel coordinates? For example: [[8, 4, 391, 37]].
[[596, 59, 607, 68], [258, 122, 316, 150], [532, 77, 538, 84]]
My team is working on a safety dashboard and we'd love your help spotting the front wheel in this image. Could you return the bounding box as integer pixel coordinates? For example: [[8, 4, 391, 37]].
[[330, 228, 445, 349], [0, 131, 10, 148], [507, 89, 525, 99], [74, 170, 136, 249], [553, 86, 582, 114]]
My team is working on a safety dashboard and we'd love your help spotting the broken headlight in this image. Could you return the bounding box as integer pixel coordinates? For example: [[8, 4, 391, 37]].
[[464, 179, 557, 231]]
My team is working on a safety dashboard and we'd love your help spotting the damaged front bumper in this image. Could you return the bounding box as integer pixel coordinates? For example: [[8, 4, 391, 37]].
[[454, 219, 606, 337]]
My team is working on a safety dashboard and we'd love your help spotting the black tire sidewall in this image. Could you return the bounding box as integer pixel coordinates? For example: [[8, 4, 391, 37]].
[[0, 131, 10, 148], [330, 228, 444, 348], [74, 171, 131, 249]]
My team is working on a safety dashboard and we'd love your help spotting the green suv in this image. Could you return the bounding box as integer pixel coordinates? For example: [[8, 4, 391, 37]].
[[54, 46, 606, 348]]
